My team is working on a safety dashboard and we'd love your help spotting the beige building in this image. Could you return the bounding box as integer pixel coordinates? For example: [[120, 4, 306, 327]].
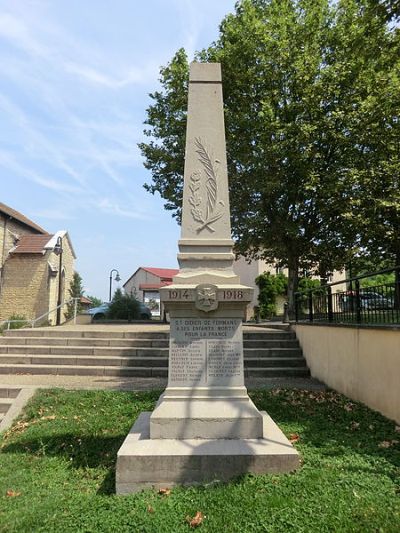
[[123, 267, 179, 319], [233, 256, 346, 320], [0, 202, 76, 325]]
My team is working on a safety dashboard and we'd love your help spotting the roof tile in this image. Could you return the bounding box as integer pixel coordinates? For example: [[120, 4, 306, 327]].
[[11, 234, 53, 254], [0, 202, 47, 234]]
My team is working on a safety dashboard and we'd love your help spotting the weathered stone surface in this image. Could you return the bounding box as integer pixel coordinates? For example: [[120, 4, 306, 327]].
[[116, 62, 300, 492], [116, 411, 300, 494]]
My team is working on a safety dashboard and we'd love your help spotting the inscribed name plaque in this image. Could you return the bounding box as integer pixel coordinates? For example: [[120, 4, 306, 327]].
[[169, 318, 243, 387]]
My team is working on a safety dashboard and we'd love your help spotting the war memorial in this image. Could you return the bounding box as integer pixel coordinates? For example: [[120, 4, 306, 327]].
[[116, 63, 299, 493]]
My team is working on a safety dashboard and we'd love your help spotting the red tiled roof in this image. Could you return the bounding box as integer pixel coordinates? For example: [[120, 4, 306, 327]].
[[141, 267, 179, 280], [0, 202, 47, 234], [80, 296, 92, 305], [11, 234, 53, 254], [139, 281, 174, 290]]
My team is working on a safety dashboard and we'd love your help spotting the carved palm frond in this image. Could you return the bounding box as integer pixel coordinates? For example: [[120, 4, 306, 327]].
[[194, 137, 218, 218]]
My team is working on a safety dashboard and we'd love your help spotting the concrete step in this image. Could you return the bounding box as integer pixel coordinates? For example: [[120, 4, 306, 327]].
[[0, 346, 302, 359], [4, 330, 170, 339], [244, 357, 307, 368], [0, 355, 169, 367], [0, 345, 170, 357], [4, 329, 295, 341], [0, 387, 21, 398], [0, 398, 14, 413], [0, 364, 167, 377], [0, 336, 299, 349], [245, 367, 310, 378], [244, 348, 302, 358], [0, 354, 305, 369], [244, 332, 296, 340], [244, 339, 300, 349], [0, 337, 170, 348], [0, 363, 309, 378]]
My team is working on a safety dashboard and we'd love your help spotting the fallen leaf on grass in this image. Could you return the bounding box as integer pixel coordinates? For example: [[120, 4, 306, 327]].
[[40, 415, 56, 421], [289, 433, 300, 444], [378, 440, 399, 448], [158, 487, 171, 496], [350, 421, 360, 431], [6, 490, 21, 497], [186, 511, 204, 528], [395, 426, 400, 433], [147, 505, 155, 513], [344, 403, 354, 412]]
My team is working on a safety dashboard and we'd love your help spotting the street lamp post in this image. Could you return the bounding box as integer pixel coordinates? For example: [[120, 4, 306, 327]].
[[109, 269, 121, 302], [54, 236, 63, 326]]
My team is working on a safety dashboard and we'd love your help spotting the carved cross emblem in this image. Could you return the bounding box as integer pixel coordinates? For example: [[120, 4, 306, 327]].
[[195, 284, 218, 312]]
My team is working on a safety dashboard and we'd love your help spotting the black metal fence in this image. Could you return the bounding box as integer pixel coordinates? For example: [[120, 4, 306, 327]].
[[294, 266, 400, 326]]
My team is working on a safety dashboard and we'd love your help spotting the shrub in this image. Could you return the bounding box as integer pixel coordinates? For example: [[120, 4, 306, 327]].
[[0, 313, 29, 332], [255, 272, 288, 318], [107, 289, 140, 321]]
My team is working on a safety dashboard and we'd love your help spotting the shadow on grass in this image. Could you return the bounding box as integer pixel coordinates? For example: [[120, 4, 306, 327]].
[[1, 433, 125, 495], [1, 389, 399, 496], [249, 389, 400, 477]]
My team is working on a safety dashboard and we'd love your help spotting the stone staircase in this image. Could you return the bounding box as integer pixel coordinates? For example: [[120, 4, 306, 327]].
[[0, 327, 309, 378], [0, 387, 21, 428]]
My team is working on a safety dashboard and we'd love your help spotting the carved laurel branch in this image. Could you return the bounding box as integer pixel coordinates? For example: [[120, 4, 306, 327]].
[[188, 137, 225, 233]]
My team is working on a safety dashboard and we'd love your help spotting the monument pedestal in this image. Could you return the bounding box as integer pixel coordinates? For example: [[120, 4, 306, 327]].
[[116, 308, 300, 494], [116, 411, 299, 494]]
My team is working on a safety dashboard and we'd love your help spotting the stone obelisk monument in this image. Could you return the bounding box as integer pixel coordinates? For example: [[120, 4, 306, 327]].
[[116, 63, 299, 493]]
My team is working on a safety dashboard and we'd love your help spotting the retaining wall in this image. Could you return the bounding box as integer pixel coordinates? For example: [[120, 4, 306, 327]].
[[293, 324, 400, 424]]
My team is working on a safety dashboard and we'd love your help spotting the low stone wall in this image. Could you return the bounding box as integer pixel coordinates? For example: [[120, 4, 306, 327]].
[[294, 324, 400, 424]]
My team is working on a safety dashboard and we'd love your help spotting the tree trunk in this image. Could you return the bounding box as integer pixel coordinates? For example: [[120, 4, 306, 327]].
[[287, 256, 299, 318]]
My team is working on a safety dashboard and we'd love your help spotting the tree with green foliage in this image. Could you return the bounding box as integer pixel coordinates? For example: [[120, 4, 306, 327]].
[[255, 272, 288, 318], [64, 271, 84, 320], [107, 288, 140, 321], [86, 295, 103, 308], [140, 0, 400, 313]]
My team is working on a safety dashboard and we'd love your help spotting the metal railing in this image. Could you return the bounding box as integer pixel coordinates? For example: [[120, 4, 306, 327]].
[[295, 266, 400, 326], [0, 298, 80, 331]]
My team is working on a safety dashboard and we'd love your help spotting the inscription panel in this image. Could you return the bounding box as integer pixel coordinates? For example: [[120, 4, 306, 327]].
[[168, 318, 243, 386]]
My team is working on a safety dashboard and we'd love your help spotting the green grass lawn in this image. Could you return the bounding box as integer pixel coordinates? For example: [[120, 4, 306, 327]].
[[0, 388, 399, 533]]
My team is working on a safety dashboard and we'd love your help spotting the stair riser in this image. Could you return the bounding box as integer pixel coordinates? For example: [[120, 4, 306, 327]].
[[246, 368, 310, 378], [0, 337, 299, 349], [0, 355, 305, 369], [0, 365, 308, 378], [0, 366, 165, 378], [4, 330, 294, 341], [0, 402, 12, 413], [4, 330, 169, 339], [0, 388, 21, 398], [0, 356, 169, 367], [0, 338, 170, 348], [0, 347, 170, 357], [245, 358, 306, 368], [0, 344, 302, 358]]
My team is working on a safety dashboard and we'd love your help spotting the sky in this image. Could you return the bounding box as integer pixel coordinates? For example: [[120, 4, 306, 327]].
[[0, 0, 237, 301]]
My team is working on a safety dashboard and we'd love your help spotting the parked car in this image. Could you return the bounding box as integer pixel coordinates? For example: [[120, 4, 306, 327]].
[[339, 292, 393, 311], [359, 292, 393, 310], [87, 302, 152, 320], [87, 303, 110, 320]]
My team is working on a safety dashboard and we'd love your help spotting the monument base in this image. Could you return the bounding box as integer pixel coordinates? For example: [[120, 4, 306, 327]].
[[116, 411, 300, 494], [150, 393, 263, 439]]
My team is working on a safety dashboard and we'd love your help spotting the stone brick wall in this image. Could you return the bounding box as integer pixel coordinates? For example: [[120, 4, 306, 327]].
[[47, 236, 75, 324], [1, 216, 38, 269], [0, 234, 75, 324], [0, 254, 49, 321]]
